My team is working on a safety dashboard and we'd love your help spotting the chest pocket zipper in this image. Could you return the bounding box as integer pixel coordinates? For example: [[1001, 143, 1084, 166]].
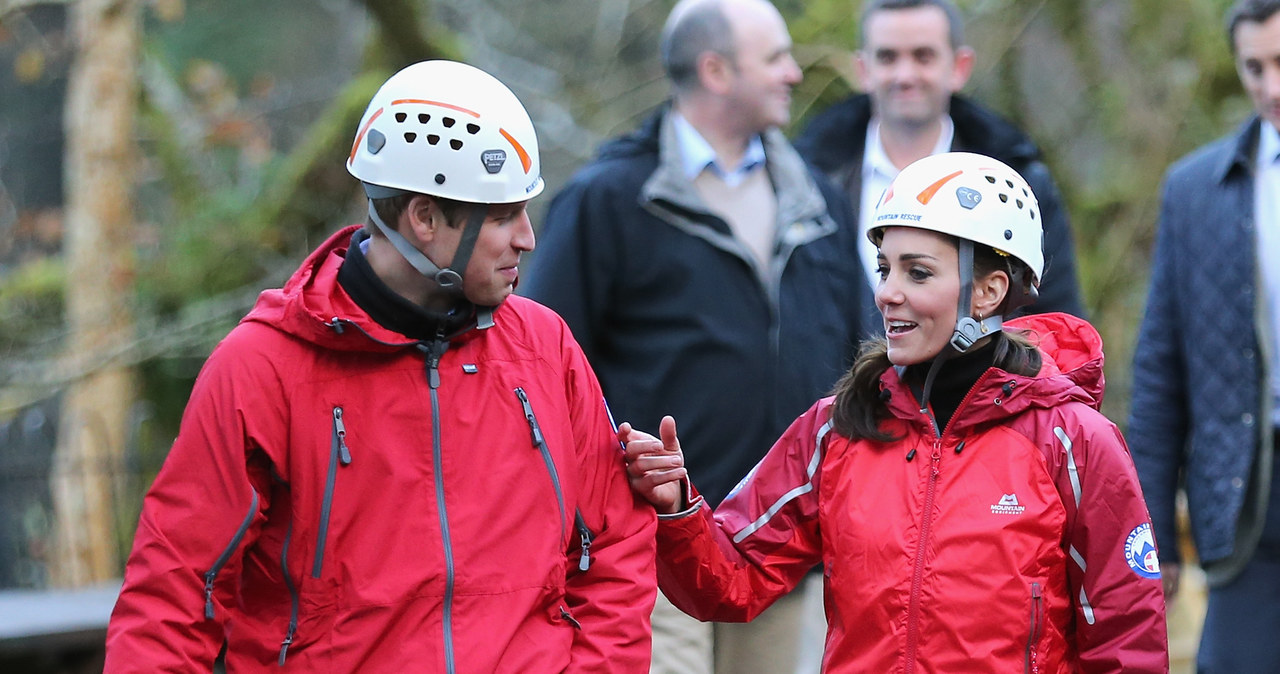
[[515, 388, 569, 545], [281, 407, 354, 666], [314, 406, 352, 579], [514, 388, 595, 572]]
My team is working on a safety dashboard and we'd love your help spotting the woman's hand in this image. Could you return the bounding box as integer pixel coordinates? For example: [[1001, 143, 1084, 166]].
[[618, 415, 687, 514]]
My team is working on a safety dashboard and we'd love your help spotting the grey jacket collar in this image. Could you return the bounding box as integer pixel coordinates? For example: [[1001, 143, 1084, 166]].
[[641, 110, 833, 248]]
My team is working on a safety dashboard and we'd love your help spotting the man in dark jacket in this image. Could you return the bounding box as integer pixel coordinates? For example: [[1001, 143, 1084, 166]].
[[794, 0, 1083, 335], [522, 1, 868, 671], [1128, 1, 1280, 671]]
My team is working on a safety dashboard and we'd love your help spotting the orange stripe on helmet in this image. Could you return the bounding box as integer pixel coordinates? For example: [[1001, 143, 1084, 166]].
[[391, 99, 481, 118], [499, 127, 532, 174], [916, 170, 963, 205], [348, 107, 384, 166]]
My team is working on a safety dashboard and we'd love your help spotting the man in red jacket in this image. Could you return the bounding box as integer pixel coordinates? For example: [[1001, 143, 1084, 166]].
[[104, 60, 657, 673]]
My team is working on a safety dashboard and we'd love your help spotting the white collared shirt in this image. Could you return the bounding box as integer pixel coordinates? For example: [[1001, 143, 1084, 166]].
[[1255, 121, 1280, 426], [858, 117, 955, 288], [672, 111, 766, 188]]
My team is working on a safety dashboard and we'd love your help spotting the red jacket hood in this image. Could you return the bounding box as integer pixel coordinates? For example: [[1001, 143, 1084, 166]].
[[1006, 311, 1106, 408], [240, 225, 484, 353], [883, 312, 1107, 434]]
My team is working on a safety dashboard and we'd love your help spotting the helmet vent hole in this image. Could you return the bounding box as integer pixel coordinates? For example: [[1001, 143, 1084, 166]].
[[985, 176, 996, 184], [427, 134, 440, 145], [999, 193, 1009, 203], [467, 123, 480, 134], [1005, 180, 1014, 188], [450, 139, 463, 151], [434, 173, 446, 185], [1004, 229, 1013, 240], [1022, 188, 1029, 197], [442, 117, 456, 128], [1016, 199, 1024, 208], [418, 113, 430, 124], [1031, 211, 1037, 220], [404, 132, 417, 143], [395, 112, 407, 123]]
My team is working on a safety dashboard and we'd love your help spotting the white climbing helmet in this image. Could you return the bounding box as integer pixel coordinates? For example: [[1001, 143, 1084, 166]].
[[346, 60, 544, 204], [869, 151, 1044, 285], [871, 152, 1049, 413]]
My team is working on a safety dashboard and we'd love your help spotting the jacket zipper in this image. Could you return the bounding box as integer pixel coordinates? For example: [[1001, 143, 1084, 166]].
[[515, 387, 569, 546], [424, 338, 458, 674], [559, 605, 583, 630], [1025, 582, 1043, 674], [901, 373, 989, 671], [313, 406, 352, 579], [203, 488, 260, 620], [902, 439, 942, 674], [574, 509, 594, 572], [278, 521, 299, 666]]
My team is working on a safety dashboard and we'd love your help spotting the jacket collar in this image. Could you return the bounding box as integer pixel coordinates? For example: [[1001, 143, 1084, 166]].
[[879, 312, 1105, 436], [243, 225, 491, 352], [1213, 116, 1262, 185], [641, 105, 830, 235], [800, 94, 1041, 177]]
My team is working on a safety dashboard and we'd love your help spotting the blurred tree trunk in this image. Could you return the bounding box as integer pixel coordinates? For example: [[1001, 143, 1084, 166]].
[[49, 0, 141, 586]]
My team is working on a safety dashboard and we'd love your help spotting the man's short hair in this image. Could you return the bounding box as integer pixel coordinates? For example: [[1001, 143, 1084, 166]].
[[859, 0, 966, 49], [661, 0, 736, 92], [370, 193, 469, 232], [1226, 0, 1280, 55]]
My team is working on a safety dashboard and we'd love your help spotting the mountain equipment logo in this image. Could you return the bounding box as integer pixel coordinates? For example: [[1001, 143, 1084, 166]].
[[1124, 523, 1162, 579], [990, 493, 1025, 515]]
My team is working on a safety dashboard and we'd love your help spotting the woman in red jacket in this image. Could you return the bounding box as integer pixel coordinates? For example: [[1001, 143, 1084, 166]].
[[623, 152, 1169, 673]]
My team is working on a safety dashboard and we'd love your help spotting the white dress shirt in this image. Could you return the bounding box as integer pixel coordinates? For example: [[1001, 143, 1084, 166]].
[[671, 111, 776, 270], [672, 111, 766, 187], [1255, 121, 1280, 427]]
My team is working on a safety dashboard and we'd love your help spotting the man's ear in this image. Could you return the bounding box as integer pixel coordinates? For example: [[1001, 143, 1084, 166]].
[[972, 269, 1009, 318], [404, 194, 440, 244], [949, 45, 976, 92], [697, 50, 734, 95], [854, 50, 870, 92]]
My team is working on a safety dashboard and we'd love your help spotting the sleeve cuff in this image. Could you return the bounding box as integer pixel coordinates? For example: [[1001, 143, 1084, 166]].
[[657, 478, 705, 520]]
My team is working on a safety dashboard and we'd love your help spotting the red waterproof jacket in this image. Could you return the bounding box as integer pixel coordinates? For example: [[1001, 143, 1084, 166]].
[[656, 313, 1167, 673], [105, 226, 657, 673]]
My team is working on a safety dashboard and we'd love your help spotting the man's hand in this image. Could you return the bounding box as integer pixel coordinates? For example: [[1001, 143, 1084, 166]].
[[1162, 560, 1181, 599], [619, 415, 686, 514]]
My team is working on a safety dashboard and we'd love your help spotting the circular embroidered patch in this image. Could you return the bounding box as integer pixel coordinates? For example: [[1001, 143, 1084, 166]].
[[1124, 522, 1161, 579]]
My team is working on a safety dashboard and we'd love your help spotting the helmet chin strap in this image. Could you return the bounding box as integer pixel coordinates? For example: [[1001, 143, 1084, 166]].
[[916, 239, 1004, 414], [363, 183, 495, 329]]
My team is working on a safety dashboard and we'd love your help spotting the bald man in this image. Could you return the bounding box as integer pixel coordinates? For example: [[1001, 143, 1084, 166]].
[[523, 1, 869, 672]]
